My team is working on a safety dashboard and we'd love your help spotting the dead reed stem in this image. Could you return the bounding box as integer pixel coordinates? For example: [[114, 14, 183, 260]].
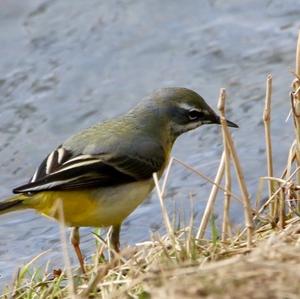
[[278, 188, 286, 229], [55, 199, 76, 298], [292, 31, 300, 209], [218, 90, 232, 241], [236, 166, 300, 242], [174, 157, 242, 203], [222, 142, 232, 240], [218, 89, 254, 248], [196, 152, 225, 239], [263, 75, 274, 204], [161, 157, 174, 196], [153, 173, 175, 242], [292, 31, 300, 204], [285, 141, 299, 215], [286, 141, 296, 179]]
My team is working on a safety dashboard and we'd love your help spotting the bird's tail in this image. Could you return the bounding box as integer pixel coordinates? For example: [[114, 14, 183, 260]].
[[0, 194, 27, 216]]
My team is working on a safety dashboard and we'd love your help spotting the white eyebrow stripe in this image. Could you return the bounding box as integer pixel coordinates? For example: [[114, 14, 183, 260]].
[[177, 102, 201, 111]]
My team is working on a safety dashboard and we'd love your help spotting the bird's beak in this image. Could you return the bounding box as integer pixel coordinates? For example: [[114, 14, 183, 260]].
[[225, 118, 239, 128], [213, 115, 239, 128]]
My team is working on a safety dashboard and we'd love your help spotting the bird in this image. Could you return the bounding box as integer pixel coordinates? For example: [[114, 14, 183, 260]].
[[0, 87, 238, 273]]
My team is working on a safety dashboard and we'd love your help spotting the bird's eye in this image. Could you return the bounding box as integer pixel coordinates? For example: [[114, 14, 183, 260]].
[[188, 109, 205, 121]]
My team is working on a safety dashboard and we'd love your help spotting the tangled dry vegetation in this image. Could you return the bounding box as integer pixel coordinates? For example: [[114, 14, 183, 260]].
[[2, 33, 300, 299]]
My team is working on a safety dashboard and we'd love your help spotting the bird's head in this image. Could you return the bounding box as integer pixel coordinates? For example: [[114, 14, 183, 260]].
[[148, 87, 238, 138]]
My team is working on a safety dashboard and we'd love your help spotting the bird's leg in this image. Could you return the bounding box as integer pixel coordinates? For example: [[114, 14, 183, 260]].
[[111, 224, 121, 253], [70, 227, 85, 273]]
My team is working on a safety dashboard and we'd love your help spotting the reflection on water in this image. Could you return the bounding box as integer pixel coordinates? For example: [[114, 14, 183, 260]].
[[0, 0, 297, 288]]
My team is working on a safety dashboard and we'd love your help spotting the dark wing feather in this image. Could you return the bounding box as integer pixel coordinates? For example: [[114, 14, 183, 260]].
[[13, 143, 165, 194], [28, 145, 73, 183]]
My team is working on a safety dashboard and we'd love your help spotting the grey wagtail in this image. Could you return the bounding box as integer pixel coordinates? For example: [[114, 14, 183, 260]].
[[0, 87, 237, 272]]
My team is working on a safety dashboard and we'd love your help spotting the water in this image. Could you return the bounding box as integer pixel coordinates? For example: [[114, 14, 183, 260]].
[[0, 0, 298, 288]]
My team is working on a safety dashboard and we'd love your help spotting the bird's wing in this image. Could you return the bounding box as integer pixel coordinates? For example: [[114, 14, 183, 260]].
[[13, 142, 165, 194]]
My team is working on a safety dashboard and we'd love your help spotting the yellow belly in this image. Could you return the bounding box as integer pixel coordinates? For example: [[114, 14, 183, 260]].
[[24, 179, 154, 227]]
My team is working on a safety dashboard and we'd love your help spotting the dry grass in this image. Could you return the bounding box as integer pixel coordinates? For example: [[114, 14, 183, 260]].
[[2, 214, 299, 299], [2, 32, 300, 299], [149, 219, 300, 299]]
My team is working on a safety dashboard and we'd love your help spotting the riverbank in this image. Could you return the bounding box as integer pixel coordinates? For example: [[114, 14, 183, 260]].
[[2, 215, 300, 298]]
